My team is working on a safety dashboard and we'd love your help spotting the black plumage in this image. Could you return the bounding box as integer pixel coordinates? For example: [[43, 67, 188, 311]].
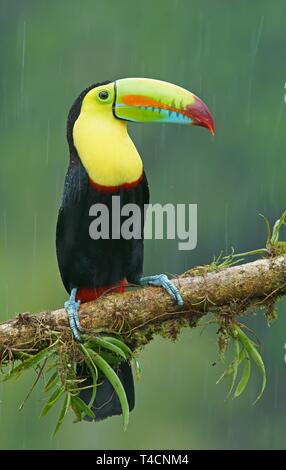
[[56, 160, 149, 292]]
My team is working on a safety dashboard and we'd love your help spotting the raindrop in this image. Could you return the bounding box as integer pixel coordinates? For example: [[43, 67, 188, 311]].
[[46, 120, 50, 164], [20, 21, 26, 102]]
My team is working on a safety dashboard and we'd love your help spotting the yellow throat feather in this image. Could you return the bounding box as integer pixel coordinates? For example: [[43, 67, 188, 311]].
[[73, 87, 143, 187]]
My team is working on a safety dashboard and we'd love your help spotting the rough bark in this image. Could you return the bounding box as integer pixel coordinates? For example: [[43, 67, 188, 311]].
[[0, 255, 286, 360]]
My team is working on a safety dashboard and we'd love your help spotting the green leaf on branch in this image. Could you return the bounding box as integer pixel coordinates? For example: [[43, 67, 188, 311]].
[[44, 371, 59, 393], [234, 352, 251, 398], [52, 392, 71, 437], [86, 336, 127, 360], [70, 396, 95, 420], [101, 336, 142, 380], [2, 341, 58, 382], [235, 326, 266, 404], [40, 386, 64, 417], [92, 352, 130, 431], [217, 324, 266, 403], [226, 338, 240, 399]]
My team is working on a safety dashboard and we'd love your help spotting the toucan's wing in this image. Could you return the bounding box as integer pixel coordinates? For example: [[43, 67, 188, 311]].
[[143, 171, 150, 201], [56, 161, 89, 292], [142, 170, 150, 217], [125, 170, 149, 284]]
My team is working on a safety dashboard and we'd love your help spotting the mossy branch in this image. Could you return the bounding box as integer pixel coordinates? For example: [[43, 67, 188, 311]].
[[1, 254, 286, 362]]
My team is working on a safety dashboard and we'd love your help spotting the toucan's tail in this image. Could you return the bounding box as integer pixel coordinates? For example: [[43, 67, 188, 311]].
[[76, 361, 135, 422]]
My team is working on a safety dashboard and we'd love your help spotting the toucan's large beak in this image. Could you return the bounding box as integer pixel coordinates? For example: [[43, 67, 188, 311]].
[[114, 77, 214, 135]]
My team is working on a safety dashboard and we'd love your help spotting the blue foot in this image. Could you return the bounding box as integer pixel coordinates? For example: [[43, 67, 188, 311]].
[[64, 288, 84, 342], [139, 274, 184, 306]]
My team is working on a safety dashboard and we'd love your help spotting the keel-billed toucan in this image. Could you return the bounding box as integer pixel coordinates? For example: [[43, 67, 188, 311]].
[[56, 78, 214, 421]]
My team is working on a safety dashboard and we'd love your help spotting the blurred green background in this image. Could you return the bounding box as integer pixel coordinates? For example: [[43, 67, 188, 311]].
[[0, 0, 286, 450]]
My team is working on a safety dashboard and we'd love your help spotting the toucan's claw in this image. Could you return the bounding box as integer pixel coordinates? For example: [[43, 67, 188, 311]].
[[65, 288, 84, 342], [139, 274, 184, 306]]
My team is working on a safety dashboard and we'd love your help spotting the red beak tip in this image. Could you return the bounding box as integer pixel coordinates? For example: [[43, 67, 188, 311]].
[[207, 116, 215, 136], [187, 96, 214, 136]]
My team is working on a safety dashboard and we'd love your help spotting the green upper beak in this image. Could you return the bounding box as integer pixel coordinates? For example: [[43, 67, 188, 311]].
[[113, 77, 214, 135]]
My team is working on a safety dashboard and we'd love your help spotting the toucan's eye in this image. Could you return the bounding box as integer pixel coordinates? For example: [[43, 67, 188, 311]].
[[98, 90, 109, 101]]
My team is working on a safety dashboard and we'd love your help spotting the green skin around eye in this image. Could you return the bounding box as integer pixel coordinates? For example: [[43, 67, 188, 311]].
[[96, 89, 113, 104]]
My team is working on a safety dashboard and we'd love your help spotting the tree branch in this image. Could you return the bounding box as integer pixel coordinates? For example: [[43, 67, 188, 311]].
[[1, 255, 286, 361]]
